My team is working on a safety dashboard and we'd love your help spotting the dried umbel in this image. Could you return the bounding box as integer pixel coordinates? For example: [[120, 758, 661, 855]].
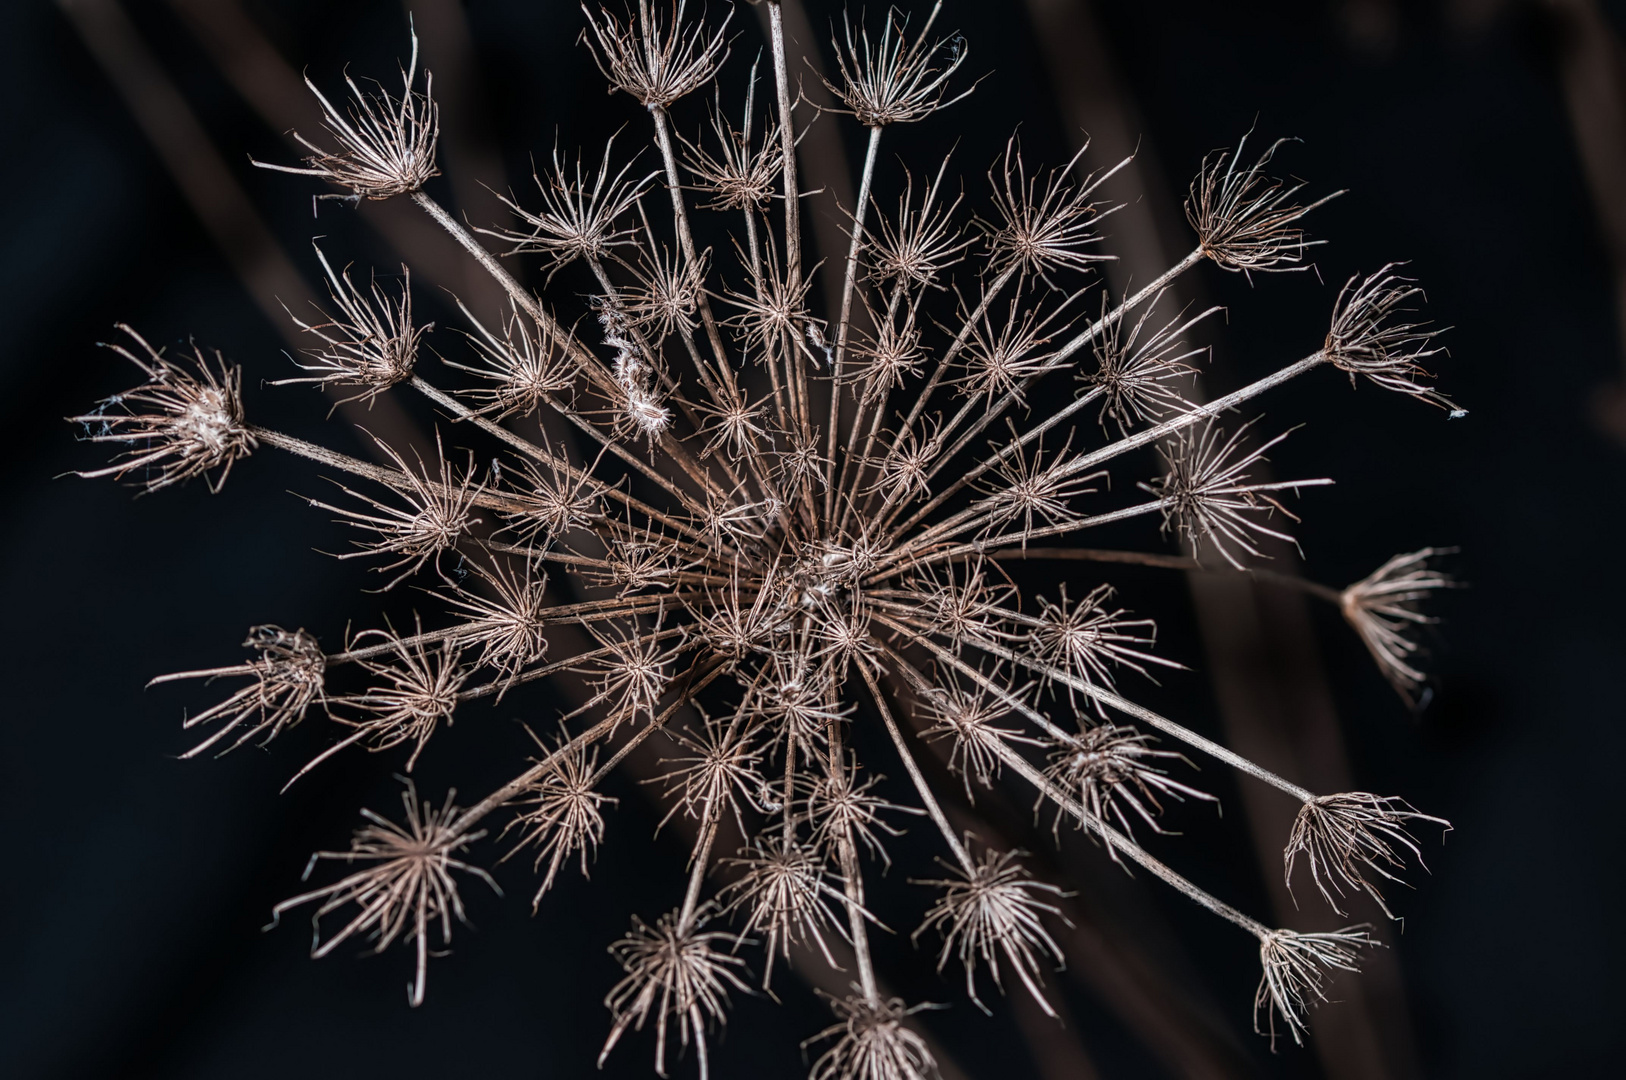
[[254, 29, 438, 199], [1341, 546, 1457, 703], [1043, 723, 1216, 852], [827, 2, 972, 128], [1285, 792, 1451, 918], [71, 325, 256, 494], [1255, 926, 1372, 1049], [1187, 132, 1342, 275], [913, 845, 1070, 1015], [81, 4, 1465, 1076], [806, 995, 942, 1080], [277, 247, 427, 404], [601, 908, 752, 1077], [270, 781, 496, 1007], [150, 625, 327, 758], [1145, 420, 1332, 570]]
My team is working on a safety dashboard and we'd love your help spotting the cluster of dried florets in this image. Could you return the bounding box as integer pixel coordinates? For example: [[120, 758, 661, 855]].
[[78, 3, 1462, 1076]]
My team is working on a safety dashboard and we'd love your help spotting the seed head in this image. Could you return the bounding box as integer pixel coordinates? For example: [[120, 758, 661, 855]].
[[448, 299, 572, 420], [1285, 792, 1450, 918], [72, 325, 256, 494], [679, 74, 783, 211], [600, 907, 751, 1079], [912, 845, 1070, 1015], [917, 673, 1041, 800], [335, 623, 468, 772], [1187, 132, 1341, 275], [721, 836, 848, 988], [503, 730, 616, 906], [270, 780, 496, 1007], [308, 432, 483, 590], [581, 0, 731, 109], [1081, 292, 1213, 435], [254, 29, 438, 200], [1339, 547, 1456, 704], [151, 625, 327, 759], [486, 138, 654, 276], [1030, 584, 1171, 706], [826, 3, 971, 128], [1255, 926, 1372, 1049], [1043, 724, 1216, 853], [276, 247, 427, 405], [986, 138, 1118, 281], [1325, 265, 1462, 414], [1143, 420, 1331, 570], [805, 994, 941, 1080]]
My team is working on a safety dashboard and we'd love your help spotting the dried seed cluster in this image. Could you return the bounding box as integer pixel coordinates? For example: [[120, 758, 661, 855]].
[[79, 4, 1461, 1076]]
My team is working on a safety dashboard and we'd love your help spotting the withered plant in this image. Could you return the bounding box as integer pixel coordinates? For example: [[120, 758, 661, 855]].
[[75, 3, 1460, 1075]]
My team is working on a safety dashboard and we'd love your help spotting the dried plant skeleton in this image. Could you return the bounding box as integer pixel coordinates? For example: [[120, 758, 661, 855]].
[[77, 2, 1460, 1075]]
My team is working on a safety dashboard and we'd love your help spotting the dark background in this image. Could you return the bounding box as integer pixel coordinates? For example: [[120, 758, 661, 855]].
[[2, 0, 1624, 1077]]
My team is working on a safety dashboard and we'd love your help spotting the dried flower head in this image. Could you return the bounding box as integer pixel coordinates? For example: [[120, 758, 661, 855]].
[[486, 138, 655, 275], [721, 836, 849, 988], [254, 28, 438, 199], [826, 3, 971, 128], [1254, 926, 1372, 1049], [150, 625, 327, 759], [1340, 547, 1457, 704], [438, 556, 551, 685], [1043, 724, 1216, 851], [866, 161, 972, 288], [503, 730, 616, 906], [71, 325, 255, 493], [447, 299, 572, 420], [270, 781, 497, 1007], [1081, 292, 1214, 435], [806, 995, 941, 1080], [917, 674, 1041, 799], [307, 432, 483, 590], [330, 624, 468, 773], [913, 845, 1070, 1014], [581, 0, 731, 109], [601, 908, 752, 1079], [986, 137, 1118, 280], [1187, 132, 1342, 275], [1144, 420, 1332, 569], [680, 72, 784, 211], [1285, 792, 1450, 918], [1325, 265, 1463, 414], [1029, 584, 1172, 704], [276, 247, 427, 405], [83, 10, 1466, 1071]]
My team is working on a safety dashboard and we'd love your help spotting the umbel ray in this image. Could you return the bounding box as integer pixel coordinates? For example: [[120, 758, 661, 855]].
[[74, 2, 1459, 1075]]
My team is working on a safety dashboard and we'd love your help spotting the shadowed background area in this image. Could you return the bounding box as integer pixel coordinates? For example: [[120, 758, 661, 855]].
[[1, 0, 1623, 1077]]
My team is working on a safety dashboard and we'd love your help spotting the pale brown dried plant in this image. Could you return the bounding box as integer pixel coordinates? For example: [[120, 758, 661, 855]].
[[78, 4, 1466, 1077]]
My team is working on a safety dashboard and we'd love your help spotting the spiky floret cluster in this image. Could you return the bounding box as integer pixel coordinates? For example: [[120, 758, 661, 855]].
[[78, 4, 1462, 1076]]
